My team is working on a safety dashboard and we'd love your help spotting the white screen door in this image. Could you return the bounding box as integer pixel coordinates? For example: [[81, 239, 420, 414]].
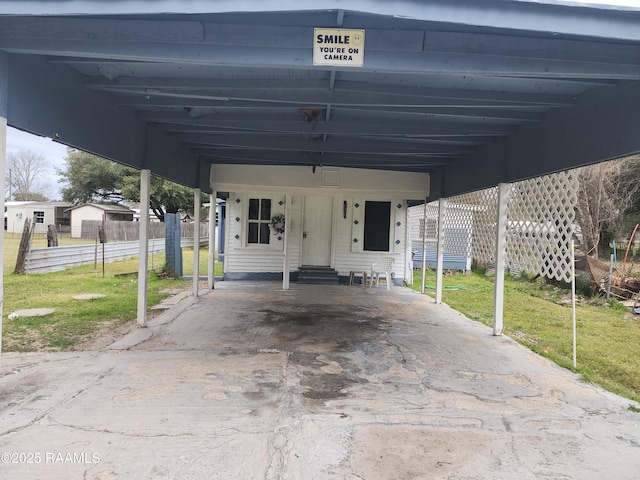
[[302, 196, 333, 266]]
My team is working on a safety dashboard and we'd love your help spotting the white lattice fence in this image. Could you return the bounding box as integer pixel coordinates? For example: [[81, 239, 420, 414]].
[[505, 170, 578, 281], [420, 170, 577, 282]]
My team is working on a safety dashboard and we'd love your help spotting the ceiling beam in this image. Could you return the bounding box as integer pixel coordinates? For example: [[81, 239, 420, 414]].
[[95, 78, 577, 107], [155, 124, 497, 145], [1, 35, 639, 79], [173, 133, 475, 155], [136, 112, 515, 136], [111, 94, 545, 122]]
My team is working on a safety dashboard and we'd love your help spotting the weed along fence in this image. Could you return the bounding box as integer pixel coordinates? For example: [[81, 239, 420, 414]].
[[5, 219, 211, 277]]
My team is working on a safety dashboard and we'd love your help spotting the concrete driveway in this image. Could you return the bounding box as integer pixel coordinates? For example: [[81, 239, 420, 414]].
[[1, 281, 640, 479]]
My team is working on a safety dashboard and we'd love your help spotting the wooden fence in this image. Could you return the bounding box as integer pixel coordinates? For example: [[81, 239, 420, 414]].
[[80, 220, 209, 242]]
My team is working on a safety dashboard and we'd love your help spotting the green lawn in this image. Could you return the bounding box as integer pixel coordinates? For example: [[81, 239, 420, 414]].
[[2, 241, 222, 351], [2, 269, 188, 351], [408, 269, 640, 403]]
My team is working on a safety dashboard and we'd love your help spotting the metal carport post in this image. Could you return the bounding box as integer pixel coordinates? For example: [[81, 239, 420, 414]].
[[193, 188, 200, 297], [493, 183, 509, 336], [435, 198, 447, 305], [0, 52, 7, 369], [137, 168, 151, 326], [208, 192, 216, 290]]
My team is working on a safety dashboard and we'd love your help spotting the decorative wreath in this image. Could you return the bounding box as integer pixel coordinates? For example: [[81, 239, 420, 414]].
[[269, 214, 286, 235]]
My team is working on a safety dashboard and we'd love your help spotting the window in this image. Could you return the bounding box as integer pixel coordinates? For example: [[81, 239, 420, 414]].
[[34, 211, 45, 224], [364, 201, 390, 251], [247, 198, 271, 245]]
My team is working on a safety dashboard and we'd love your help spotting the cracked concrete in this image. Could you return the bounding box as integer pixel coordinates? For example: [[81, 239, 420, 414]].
[[1, 281, 640, 479]]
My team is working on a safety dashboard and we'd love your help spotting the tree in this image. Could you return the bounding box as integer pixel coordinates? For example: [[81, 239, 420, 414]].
[[6, 149, 50, 201], [57, 149, 124, 203], [120, 173, 194, 222], [575, 155, 640, 258], [57, 148, 194, 221]]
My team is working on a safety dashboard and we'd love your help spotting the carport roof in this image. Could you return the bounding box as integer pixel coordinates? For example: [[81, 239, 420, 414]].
[[1, 0, 639, 199]]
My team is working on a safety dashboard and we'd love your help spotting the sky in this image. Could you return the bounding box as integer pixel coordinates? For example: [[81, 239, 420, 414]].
[[569, 0, 640, 6], [4, 0, 638, 200], [6, 127, 69, 201]]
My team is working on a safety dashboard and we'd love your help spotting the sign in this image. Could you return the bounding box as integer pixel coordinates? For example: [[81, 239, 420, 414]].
[[313, 28, 365, 67]]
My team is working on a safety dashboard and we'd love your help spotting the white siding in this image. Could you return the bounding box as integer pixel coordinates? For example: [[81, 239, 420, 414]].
[[70, 205, 105, 238], [5, 206, 30, 233], [333, 196, 406, 282], [224, 191, 411, 283], [6, 204, 59, 234], [224, 192, 300, 274]]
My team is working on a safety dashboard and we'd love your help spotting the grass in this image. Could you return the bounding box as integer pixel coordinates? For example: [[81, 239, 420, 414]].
[[408, 269, 640, 403], [2, 268, 189, 351], [2, 239, 222, 351]]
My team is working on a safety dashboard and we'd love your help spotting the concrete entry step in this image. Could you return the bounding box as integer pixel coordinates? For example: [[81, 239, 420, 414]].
[[297, 266, 339, 285]]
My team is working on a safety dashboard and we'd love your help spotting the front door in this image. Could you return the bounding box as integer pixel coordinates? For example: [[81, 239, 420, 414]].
[[302, 196, 333, 266]]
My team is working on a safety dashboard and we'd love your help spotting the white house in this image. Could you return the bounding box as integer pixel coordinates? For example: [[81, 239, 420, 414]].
[[4, 201, 72, 234], [131, 208, 162, 223], [212, 165, 429, 285], [68, 203, 134, 238]]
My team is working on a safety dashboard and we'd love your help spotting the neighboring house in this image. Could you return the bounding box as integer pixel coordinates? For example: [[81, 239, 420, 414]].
[[407, 203, 475, 272], [5, 201, 72, 234], [131, 208, 162, 223], [211, 165, 429, 284], [67, 203, 134, 238]]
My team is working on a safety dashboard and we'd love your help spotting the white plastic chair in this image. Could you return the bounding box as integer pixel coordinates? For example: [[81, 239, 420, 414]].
[[370, 257, 395, 289]]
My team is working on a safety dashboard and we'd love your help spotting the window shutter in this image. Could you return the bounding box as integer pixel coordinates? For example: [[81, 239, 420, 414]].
[[229, 192, 243, 248], [269, 194, 285, 251], [351, 197, 363, 253], [393, 199, 404, 253]]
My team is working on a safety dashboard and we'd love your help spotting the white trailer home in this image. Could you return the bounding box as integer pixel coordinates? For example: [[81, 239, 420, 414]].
[[4, 201, 72, 234], [407, 203, 474, 272]]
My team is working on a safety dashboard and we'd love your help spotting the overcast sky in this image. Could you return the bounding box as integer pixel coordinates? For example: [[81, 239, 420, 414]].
[[5, 0, 638, 199], [7, 127, 68, 201]]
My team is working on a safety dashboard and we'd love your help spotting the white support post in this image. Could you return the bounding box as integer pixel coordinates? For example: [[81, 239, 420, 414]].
[[405, 205, 412, 285], [137, 168, 151, 326], [420, 200, 428, 295], [435, 198, 446, 304], [493, 182, 509, 336], [0, 52, 7, 369], [571, 240, 577, 368], [282, 194, 291, 290], [193, 188, 201, 297], [208, 192, 216, 290]]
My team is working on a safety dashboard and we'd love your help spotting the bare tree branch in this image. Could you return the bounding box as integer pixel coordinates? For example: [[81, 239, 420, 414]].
[[575, 155, 640, 257], [6, 149, 49, 201]]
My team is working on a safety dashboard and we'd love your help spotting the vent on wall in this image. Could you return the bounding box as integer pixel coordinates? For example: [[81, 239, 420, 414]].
[[322, 168, 339, 186]]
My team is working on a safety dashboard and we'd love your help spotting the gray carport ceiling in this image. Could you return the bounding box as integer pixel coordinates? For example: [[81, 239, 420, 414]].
[[1, 0, 640, 199]]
